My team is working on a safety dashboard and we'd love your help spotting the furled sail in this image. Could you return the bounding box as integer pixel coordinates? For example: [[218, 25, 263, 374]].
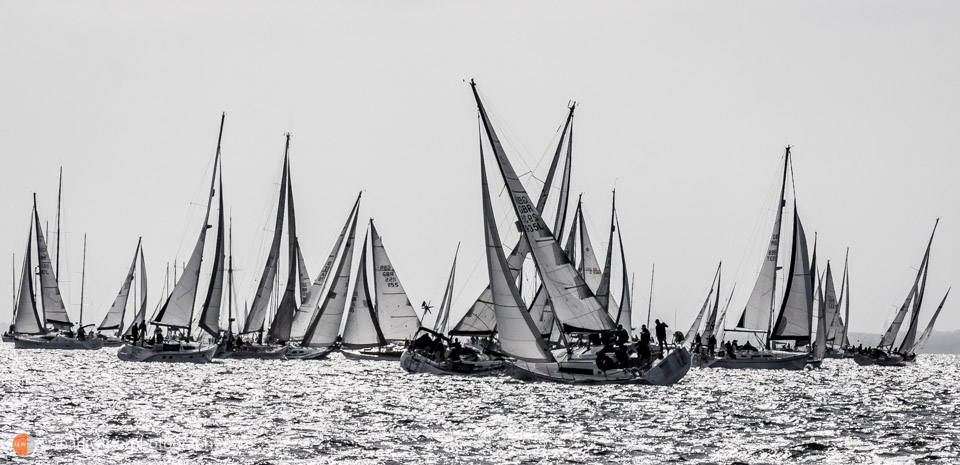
[[432, 244, 460, 335], [301, 204, 361, 347], [14, 218, 44, 335], [99, 240, 141, 331], [371, 220, 421, 342], [290, 194, 360, 341], [242, 148, 288, 334], [33, 200, 72, 330], [480, 150, 554, 362], [770, 209, 813, 345], [736, 150, 790, 333], [472, 80, 614, 333], [199, 180, 226, 338], [342, 234, 386, 348]]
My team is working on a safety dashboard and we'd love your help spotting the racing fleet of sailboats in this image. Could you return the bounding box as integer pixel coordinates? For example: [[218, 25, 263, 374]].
[[3, 83, 952, 383]]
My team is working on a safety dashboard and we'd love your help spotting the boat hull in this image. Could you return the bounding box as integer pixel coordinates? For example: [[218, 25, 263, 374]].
[[694, 350, 809, 370], [342, 348, 404, 361], [14, 335, 104, 350], [507, 348, 691, 385], [853, 353, 909, 367], [99, 336, 125, 348], [399, 349, 505, 376], [285, 345, 337, 360], [215, 344, 287, 359], [2, 333, 16, 343], [117, 343, 216, 362]]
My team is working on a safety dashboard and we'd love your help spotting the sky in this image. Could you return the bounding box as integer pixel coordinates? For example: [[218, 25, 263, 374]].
[[1, 1, 958, 337]]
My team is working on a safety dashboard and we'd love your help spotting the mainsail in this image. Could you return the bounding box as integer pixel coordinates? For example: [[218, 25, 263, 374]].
[[13, 217, 44, 335], [269, 147, 302, 342], [813, 270, 827, 360], [822, 263, 840, 343], [342, 234, 386, 348], [472, 80, 614, 333], [99, 239, 141, 332], [199, 178, 226, 338], [370, 220, 421, 342], [289, 194, 361, 341], [480, 148, 554, 362], [878, 220, 936, 350], [242, 144, 288, 334], [898, 219, 937, 353], [153, 116, 222, 333], [736, 149, 790, 334], [301, 202, 361, 348], [123, 247, 148, 336], [770, 209, 813, 345], [685, 265, 719, 345], [33, 198, 72, 330]]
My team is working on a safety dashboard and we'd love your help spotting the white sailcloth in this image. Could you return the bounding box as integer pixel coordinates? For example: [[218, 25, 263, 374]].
[[370, 221, 421, 342], [14, 220, 44, 335], [199, 185, 226, 338], [472, 82, 614, 333], [822, 263, 840, 343], [301, 205, 360, 348], [771, 210, 813, 344], [342, 234, 386, 348], [99, 241, 140, 331], [242, 154, 288, 334], [899, 221, 936, 353], [432, 244, 459, 335], [33, 206, 72, 329], [814, 271, 827, 360], [480, 152, 554, 362], [123, 247, 148, 336], [289, 194, 360, 340], [578, 212, 603, 293], [912, 288, 950, 353]]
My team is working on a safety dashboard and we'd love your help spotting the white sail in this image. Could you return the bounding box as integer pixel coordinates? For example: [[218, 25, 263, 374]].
[[269, 159, 301, 343], [432, 244, 459, 335], [289, 194, 360, 341], [822, 263, 840, 343], [770, 210, 813, 344], [14, 220, 44, 335], [370, 221, 421, 341], [912, 288, 950, 353], [242, 152, 288, 334], [714, 282, 736, 343], [614, 212, 632, 330], [701, 264, 722, 341], [480, 152, 554, 362], [899, 220, 936, 353], [578, 211, 603, 293], [199, 183, 225, 338], [99, 240, 140, 331], [691, 264, 721, 343], [684, 286, 713, 345], [472, 81, 614, 333], [296, 244, 311, 304], [342, 234, 385, 348], [123, 247, 148, 336], [879, 283, 917, 349], [814, 271, 827, 360], [301, 205, 360, 348], [736, 152, 790, 333], [33, 204, 71, 329]]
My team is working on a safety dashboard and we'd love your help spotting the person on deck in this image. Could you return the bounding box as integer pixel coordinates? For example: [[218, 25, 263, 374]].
[[693, 333, 702, 354], [138, 321, 147, 346], [639, 325, 651, 346], [708, 334, 717, 357], [130, 324, 140, 344], [654, 320, 668, 353], [615, 325, 629, 346]]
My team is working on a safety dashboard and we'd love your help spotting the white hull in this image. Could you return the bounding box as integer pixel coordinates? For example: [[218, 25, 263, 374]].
[[400, 349, 505, 376], [117, 342, 217, 362], [342, 347, 404, 361], [694, 350, 809, 370], [14, 334, 105, 350], [216, 344, 287, 359], [506, 348, 692, 385], [285, 345, 337, 360]]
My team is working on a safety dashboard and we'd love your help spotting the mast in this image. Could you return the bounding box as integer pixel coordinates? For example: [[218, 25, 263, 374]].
[[228, 216, 234, 340], [647, 264, 654, 329], [55, 167, 62, 278], [79, 234, 86, 327]]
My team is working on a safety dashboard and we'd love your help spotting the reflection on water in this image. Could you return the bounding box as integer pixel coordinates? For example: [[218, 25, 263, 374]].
[[2, 345, 958, 464]]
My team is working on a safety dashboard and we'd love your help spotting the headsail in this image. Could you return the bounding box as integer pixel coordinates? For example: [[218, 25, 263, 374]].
[[822, 263, 840, 344], [301, 200, 361, 348], [912, 288, 950, 353], [770, 208, 813, 345], [370, 220, 421, 342], [199, 178, 226, 338], [578, 209, 603, 292], [342, 233, 386, 348], [813, 269, 827, 360], [471, 80, 614, 333], [701, 263, 723, 342], [899, 219, 937, 353], [33, 197, 72, 330], [14, 216, 43, 335], [123, 246, 148, 336], [269, 144, 302, 343], [289, 194, 361, 340], [432, 243, 460, 335], [99, 240, 141, 332], [685, 265, 719, 345]]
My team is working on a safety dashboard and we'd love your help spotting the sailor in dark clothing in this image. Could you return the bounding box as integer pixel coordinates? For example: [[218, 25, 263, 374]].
[[707, 335, 717, 357], [138, 321, 147, 346], [639, 325, 651, 345], [615, 325, 629, 346], [693, 333, 702, 354], [130, 324, 140, 344], [655, 319, 668, 352], [154, 326, 163, 345]]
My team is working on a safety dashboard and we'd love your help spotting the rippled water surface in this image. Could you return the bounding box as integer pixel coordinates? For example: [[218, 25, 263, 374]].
[[2, 345, 958, 464]]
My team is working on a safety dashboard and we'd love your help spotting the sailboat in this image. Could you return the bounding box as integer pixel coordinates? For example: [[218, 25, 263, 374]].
[[699, 147, 815, 370], [117, 113, 227, 362], [285, 193, 362, 360], [341, 219, 423, 360], [824, 249, 852, 358], [95, 239, 146, 347], [471, 80, 690, 384], [403, 101, 577, 376], [854, 219, 944, 367], [225, 134, 306, 359]]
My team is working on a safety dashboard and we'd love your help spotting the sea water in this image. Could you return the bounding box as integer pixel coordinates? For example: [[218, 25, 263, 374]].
[[2, 345, 958, 464]]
